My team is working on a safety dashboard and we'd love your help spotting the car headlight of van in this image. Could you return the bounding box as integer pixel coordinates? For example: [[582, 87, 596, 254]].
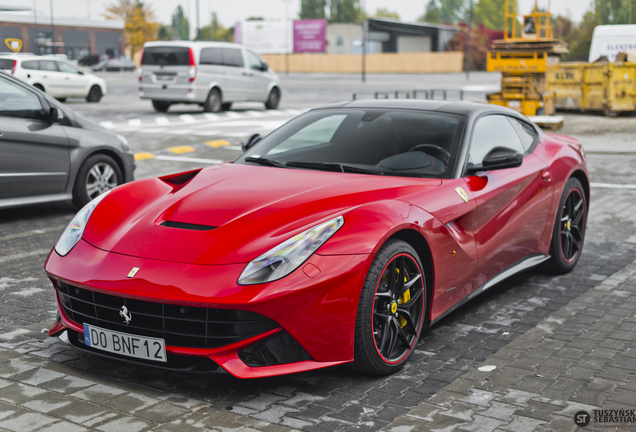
[[55, 191, 110, 256], [238, 216, 344, 285]]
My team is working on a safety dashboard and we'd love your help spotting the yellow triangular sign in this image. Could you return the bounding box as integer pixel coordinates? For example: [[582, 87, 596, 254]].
[[5, 38, 23, 53]]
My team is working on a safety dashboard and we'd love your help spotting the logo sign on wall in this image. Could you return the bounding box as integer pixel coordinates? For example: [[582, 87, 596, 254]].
[[234, 19, 326, 54], [5, 38, 22, 53]]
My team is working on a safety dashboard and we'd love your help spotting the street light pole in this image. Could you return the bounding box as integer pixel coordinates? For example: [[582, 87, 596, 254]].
[[196, 0, 200, 40], [466, 0, 473, 80], [50, 0, 57, 54], [361, 0, 366, 83], [282, 0, 292, 76]]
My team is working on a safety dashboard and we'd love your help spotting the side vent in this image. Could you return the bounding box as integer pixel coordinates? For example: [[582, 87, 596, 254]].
[[160, 221, 216, 231], [159, 169, 201, 191]]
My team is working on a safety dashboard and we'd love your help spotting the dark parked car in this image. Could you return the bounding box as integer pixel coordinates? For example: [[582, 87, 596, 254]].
[[78, 54, 104, 67], [0, 71, 135, 209], [91, 57, 136, 72]]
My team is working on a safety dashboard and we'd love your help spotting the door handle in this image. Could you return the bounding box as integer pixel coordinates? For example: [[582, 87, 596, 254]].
[[65, 77, 70, 80], [542, 170, 551, 181], [43, 75, 47, 78], [0, 131, 3, 136], [243, 72, 253, 76]]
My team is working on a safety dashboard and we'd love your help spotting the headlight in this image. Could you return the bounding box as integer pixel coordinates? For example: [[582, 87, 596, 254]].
[[55, 191, 110, 256], [116, 133, 130, 151], [238, 215, 344, 285]]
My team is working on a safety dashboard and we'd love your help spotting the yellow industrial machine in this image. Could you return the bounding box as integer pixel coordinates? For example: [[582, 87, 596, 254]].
[[546, 59, 636, 117], [486, 0, 565, 116]]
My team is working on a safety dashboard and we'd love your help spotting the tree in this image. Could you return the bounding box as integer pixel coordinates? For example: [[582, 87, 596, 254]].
[[595, 0, 636, 24], [171, 6, 190, 40], [374, 8, 400, 20], [472, 0, 507, 30], [246, 17, 265, 21], [199, 12, 233, 42], [329, 0, 360, 23], [157, 24, 176, 40], [419, 0, 442, 23], [450, 23, 503, 70], [105, 0, 158, 58], [299, 0, 327, 19]]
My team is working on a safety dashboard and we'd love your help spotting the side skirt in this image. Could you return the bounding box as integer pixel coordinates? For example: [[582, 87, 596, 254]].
[[430, 254, 551, 326]]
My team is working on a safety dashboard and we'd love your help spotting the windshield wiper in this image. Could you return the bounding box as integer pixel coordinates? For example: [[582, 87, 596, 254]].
[[286, 161, 383, 175], [244, 156, 286, 168]]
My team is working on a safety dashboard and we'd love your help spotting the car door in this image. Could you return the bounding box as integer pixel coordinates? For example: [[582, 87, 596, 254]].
[[55, 61, 90, 97], [465, 114, 554, 290], [0, 76, 70, 199], [38, 59, 66, 97], [245, 49, 272, 102], [222, 47, 250, 101], [198, 46, 226, 94]]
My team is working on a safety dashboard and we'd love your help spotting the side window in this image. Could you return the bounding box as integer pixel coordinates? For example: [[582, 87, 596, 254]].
[[22, 60, 38, 70], [507, 117, 537, 152], [246, 50, 263, 70], [39, 60, 59, 72], [469, 115, 525, 166], [267, 115, 347, 155], [0, 78, 44, 120], [222, 48, 244, 67], [56, 61, 81, 74], [200, 47, 223, 65]]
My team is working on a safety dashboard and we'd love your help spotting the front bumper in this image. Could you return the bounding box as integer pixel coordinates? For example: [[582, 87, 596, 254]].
[[45, 239, 372, 378]]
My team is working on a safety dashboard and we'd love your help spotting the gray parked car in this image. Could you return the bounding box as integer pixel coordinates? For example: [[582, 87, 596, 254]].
[[139, 41, 281, 113], [0, 71, 135, 210]]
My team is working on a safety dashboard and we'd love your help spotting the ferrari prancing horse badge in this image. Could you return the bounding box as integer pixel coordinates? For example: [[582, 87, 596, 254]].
[[455, 187, 469, 203]]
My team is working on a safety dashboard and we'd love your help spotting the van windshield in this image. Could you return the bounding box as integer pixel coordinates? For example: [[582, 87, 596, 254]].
[[142, 47, 190, 66]]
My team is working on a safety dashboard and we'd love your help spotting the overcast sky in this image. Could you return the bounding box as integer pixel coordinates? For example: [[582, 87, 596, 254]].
[[29, 0, 594, 38]]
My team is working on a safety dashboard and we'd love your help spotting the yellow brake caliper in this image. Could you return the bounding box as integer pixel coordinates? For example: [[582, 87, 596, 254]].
[[396, 269, 410, 328]]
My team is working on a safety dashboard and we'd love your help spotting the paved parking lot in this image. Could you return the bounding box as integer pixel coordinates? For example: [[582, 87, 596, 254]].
[[1, 73, 636, 431]]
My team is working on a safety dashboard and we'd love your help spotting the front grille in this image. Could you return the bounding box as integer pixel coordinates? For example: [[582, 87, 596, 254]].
[[56, 282, 278, 349]]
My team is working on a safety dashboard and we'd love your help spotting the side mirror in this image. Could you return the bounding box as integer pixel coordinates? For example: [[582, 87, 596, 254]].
[[48, 107, 61, 124], [466, 146, 523, 174], [260, 62, 268, 72], [241, 133, 262, 152]]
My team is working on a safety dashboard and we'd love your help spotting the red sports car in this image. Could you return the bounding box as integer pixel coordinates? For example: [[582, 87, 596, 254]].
[[46, 100, 588, 378]]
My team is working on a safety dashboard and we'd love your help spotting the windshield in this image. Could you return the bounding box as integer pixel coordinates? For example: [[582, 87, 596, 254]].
[[236, 108, 465, 178]]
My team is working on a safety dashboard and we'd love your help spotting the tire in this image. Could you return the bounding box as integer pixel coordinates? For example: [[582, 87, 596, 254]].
[[204, 88, 222, 113], [546, 177, 587, 274], [265, 87, 280, 110], [352, 239, 426, 375], [72, 154, 123, 209], [56, 97, 67, 103], [221, 102, 232, 111], [152, 100, 170, 112], [33, 84, 44, 92], [86, 85, 103, 103]]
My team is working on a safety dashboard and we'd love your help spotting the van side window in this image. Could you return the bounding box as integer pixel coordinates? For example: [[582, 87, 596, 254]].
[[200, 47, 223, 65], [222, 48, 244, 67]]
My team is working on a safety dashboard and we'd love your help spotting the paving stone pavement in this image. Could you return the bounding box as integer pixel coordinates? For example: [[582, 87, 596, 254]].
[[383, 257, 636, 432]]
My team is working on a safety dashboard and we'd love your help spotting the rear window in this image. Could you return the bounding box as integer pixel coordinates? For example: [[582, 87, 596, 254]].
[[0, 59, 14, 70], [142, 47, 190, 66]]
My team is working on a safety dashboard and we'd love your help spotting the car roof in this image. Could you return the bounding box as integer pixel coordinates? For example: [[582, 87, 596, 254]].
[[144, 41, 244, 49], [312, 99, 528, 119]]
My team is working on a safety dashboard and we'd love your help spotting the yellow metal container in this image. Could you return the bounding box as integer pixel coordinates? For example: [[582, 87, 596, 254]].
[[547, 62, 636, 116], [487, 51, 549, 73]]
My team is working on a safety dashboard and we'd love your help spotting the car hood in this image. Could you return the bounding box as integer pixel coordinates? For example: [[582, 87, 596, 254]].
[[83, 163, 441, 265]]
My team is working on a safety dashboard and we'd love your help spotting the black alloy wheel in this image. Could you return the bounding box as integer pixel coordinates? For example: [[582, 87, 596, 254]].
[[352, 239, 425, 375], [546, 177, 587, 274]]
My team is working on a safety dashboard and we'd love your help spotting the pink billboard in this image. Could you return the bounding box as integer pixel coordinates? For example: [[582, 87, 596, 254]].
[[293, 19, 327, 53]]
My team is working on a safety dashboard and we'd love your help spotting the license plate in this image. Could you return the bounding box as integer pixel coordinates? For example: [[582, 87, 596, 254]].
[[155, 74, 173, 81], [83, 323, 167, 362]]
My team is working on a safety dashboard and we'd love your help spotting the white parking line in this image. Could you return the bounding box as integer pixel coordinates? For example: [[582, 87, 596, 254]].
[[154, 155, 224, 164], [179, 114, 196, 123], [225, 145, 243, 151], [165, 130, 192, 135], [191, 130, 221, 136], [224, 111, 242, 118], [100, 121, 114, 129], [204, 113, 220, 121], [128, 118, 142, 127], [591, 183, 636, 189], [155, 116, 170, 125], [244, 110, 265, 117]]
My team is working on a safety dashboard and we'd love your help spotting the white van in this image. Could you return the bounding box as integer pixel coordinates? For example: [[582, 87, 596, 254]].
[[588, 25, 636, 63], [138, 41, 281, 112]]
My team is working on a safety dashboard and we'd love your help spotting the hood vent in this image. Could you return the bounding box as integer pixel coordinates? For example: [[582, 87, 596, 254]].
[[160, 221, 216, 231]]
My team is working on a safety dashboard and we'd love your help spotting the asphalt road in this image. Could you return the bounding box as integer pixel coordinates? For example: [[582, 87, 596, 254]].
[[1, 72, 636, 431]]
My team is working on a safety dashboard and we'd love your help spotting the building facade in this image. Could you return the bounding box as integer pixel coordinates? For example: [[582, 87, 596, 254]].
[[0, 12, 124, 60]]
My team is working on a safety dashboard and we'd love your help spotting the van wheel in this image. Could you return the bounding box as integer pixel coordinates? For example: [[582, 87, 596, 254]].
[[204, 89, 222, 113], [221, 102, 232, 111], [265, 88, 280, 110], [152, 100, 170, 112]]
